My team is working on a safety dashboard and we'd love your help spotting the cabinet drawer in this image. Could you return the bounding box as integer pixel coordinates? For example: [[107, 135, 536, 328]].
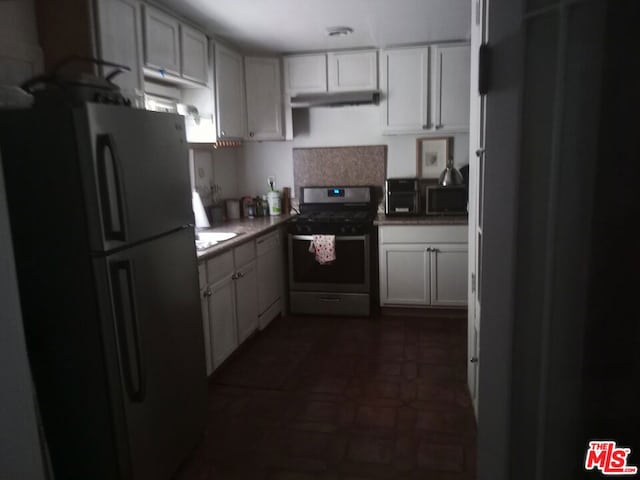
[[234, 240, 256, 267], [206, 250, 234, 284], [256, 231, 279, 256], [379, 225, 468, 244]]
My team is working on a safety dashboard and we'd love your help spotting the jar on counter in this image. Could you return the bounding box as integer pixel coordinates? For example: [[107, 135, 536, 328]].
[[267, 190, 281, 216], [247, 201, 256, 218], [255, 196, 264, 216]]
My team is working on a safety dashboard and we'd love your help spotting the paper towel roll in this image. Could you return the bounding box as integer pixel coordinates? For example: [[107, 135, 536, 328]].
[[192, 191, 210, 228]]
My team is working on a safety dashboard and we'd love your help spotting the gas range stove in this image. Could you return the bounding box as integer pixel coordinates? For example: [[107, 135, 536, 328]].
[[288, 186, 377, 235], [287, 186, 378, 317]]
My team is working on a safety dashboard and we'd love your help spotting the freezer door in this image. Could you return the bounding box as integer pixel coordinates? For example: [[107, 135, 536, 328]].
[[77, 104, 193, 252], [95, 228, 206, 480]]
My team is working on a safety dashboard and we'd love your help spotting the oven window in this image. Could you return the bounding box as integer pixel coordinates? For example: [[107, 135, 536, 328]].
[[291, 237, 366, 285]]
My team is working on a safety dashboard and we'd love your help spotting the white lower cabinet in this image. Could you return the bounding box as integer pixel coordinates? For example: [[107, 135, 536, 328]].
[[379, 225, 468, 307], [208, 273, 237, 369], [256, 231, 283, 329], [198, 264, 213, 375], [234, 259, 258, 344], [380, 244, 430, 305], [199, 235, 280, 374], [429, 243, 468, 306]]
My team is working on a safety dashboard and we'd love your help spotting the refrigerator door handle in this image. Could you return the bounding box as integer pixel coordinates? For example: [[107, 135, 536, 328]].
[[97, 134, 127, 242], [110, 260, 146, 402]]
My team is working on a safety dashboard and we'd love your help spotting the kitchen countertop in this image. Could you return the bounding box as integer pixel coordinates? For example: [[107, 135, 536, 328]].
[[196, 214, 294, 261], [374, 213, 468, 225]]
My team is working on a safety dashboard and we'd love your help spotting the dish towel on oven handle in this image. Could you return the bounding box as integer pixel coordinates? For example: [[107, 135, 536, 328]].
[[308, 235, 336, 264]]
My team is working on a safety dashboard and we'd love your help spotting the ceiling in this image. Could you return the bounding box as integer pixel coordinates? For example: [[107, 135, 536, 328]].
[[156, 0, 471, 54]]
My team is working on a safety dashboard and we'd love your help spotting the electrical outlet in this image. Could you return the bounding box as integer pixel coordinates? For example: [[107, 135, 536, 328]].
[[197, 167, 206, 179]]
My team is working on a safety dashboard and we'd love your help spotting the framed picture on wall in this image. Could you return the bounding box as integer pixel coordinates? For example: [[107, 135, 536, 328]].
[[416, 137, 451, 178]]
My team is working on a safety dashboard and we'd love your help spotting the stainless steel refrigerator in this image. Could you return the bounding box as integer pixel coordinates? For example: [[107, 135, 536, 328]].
[[0, 104, 206, 479]]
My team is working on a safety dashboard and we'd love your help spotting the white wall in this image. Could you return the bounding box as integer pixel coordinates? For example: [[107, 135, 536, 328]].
[[238, 105, 469, 197], [190, 147, 240, 204], [0, 0, 42, 85]]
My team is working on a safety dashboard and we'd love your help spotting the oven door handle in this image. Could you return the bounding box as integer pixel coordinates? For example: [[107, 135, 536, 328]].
[[291, 235, 368, 241]]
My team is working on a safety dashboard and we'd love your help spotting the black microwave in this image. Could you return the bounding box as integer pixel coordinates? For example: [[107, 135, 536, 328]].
[[425, 185, 467, 215]]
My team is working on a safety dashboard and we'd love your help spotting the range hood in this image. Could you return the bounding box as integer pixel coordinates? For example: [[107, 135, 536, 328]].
[[290, 90, 380, 108]]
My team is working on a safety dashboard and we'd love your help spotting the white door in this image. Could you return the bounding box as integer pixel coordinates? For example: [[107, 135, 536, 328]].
[[380, 244, 430, 305], [432, 44, 471, 130], [429, 243, 468, 306], [180, 24, 208, 85], [95, 0, 144, 96], [381, 47, 430, 133], [214, 43, 245, 138], [244, 57, 283, 140], [142, 5, 180, 76], [467, 0, 488, 418], [208, 275, 237, 369], [235, 261, 259, 344]]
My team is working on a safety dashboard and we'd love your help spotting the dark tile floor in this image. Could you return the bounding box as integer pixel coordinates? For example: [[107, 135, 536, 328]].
[[174, 313, 477, 480]]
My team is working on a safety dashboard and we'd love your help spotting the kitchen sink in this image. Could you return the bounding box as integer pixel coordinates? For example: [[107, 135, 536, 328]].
[[195, 231, 238, 251]]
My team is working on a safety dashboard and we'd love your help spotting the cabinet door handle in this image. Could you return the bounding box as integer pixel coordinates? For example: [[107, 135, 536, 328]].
[[203, 288, 212, 298], [470, 357, 479, 363], [319, 296, 341, 303]]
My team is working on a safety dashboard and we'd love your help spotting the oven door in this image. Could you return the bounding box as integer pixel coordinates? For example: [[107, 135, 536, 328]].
[[288, 234, 370, 293]]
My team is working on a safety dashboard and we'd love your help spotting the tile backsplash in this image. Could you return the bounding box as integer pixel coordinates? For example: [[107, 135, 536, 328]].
[[292, 145, 387, 199]]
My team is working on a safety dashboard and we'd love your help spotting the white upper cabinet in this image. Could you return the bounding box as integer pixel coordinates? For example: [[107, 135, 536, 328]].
[[283, 54, 327, 94], [381, 46, 430, 133], [95, 0, 144, 97], [284, 51, 379, 95], [381, 43, 470, 134], [244, 57, 283, 140], [431, 44, 471, 131], [327, 50, 378, 91], [142, 5, 180, 76], [180, 24, 208, 85], [142, 4, 208, 86], [214, 43, 246, 139]]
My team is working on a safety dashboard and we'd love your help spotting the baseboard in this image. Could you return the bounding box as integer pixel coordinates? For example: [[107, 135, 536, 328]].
[[379, 306, 467, 318]]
